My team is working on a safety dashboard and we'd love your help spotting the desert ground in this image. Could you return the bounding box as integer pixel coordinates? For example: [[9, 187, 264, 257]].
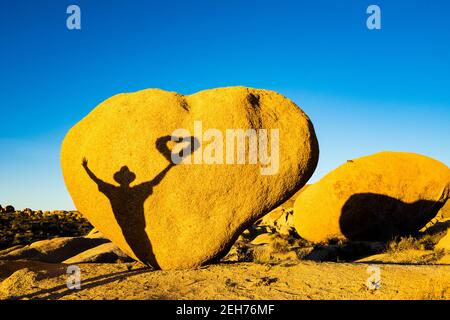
[[0, 260, 449, 300], [0, 196, 449, 300]]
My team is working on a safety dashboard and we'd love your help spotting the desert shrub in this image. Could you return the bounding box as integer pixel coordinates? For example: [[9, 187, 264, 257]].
[[387, 236, 424, 252]]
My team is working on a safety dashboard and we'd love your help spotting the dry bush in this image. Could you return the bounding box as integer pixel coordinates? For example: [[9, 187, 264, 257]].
[[387, 236, 424, 252]]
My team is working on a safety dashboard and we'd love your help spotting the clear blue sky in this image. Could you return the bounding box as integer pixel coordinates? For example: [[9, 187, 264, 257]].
[[1, 0, 449, 210]]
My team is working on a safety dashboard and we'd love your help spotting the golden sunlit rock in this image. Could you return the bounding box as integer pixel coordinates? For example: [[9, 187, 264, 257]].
[[61, 86, 319, 269], [294, 152, 450, 243], [436, 231, 450, 251]]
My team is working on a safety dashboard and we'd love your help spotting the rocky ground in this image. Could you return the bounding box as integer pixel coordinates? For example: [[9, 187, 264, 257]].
[[1, 260, 449, 300], [0, 200, 449, 300], [0, 205, 92, 250]]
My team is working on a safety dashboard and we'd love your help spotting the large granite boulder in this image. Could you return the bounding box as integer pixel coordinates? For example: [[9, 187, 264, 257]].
[[61, 86, 319, 269]]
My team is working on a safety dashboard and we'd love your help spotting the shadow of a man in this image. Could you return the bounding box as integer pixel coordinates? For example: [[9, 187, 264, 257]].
[[81, 135, 198, 268]]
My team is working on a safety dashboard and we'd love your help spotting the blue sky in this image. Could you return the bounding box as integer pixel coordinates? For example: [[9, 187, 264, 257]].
[[1, 0, 449, 210]]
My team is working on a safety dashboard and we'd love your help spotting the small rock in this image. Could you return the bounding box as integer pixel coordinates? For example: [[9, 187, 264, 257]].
[[435, 231, 450, 251], [0, 236, 109, 263], [251, 245, 299, 263], [255, 277, 278, 286], [355, 249, 437, 264], [0, 245, 25, 256], [437, 201, 450, 221], [437, 254, 450, 265], [85, 228, 105, 239], [251, 233, 276, 245], [259, 209, 284, 227], [63, 242, 133, 264], [260, 208, 295, 234], [4, 205, 15, 213], [0, 268, 39, 299]]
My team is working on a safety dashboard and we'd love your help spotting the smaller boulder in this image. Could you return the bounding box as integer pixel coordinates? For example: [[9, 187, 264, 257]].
[[436, 231, 450, 252], [436, 201, 450, 221], [0, 268, 39, 299], [356, 250, 438, 264], [294, 152, 450, 243], [4, 205, 15, 213], [85, 228, 105, 239], [438, 254, 450, 264], [0, 237, 109, 263], [0, 245, 25, 256], [251, 233, 276, 246], [63, 242, 133, 264], [259, 209, 295, 236]]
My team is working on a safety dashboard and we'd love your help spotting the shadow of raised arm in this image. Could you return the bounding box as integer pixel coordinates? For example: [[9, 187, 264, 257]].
[[133, 135, 199, 192], [82, 157, 114, 191], [133, 164, 174, 193], [156, 135, 200, 164]]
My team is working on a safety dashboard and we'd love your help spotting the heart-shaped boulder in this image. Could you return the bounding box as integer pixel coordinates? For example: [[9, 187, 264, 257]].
[[61, 86, 319, 269]]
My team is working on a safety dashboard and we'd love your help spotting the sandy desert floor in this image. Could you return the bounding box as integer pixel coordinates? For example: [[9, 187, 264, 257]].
[[1, 259, 449, 300], [1, 200, 449, 300]]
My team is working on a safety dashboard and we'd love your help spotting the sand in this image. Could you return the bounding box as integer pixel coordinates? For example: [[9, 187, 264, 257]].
[[1, 260, 448, 300]]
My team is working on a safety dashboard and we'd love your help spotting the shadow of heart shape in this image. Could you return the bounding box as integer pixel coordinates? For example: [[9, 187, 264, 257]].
[[156, 135, 200, 164]]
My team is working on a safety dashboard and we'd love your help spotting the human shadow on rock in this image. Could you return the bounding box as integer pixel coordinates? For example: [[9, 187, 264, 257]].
[[339, 193, 446, 242], [82, 135, 199, 268]]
